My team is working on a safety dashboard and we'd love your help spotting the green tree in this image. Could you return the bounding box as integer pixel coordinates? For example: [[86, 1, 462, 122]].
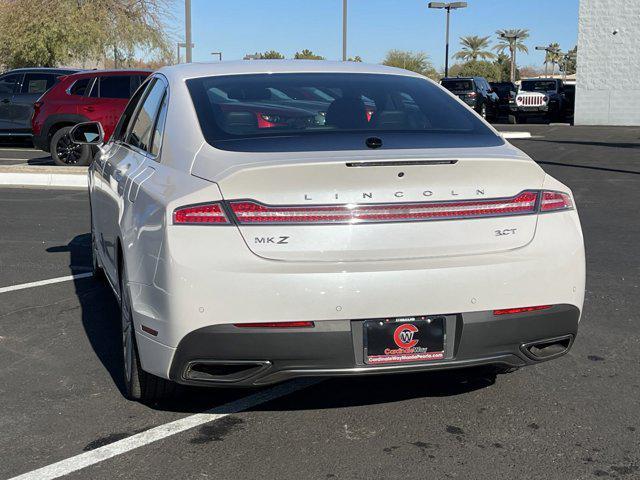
[[0, 0, 173, 69], [493, 28, 529, 82], [294, 49, 325, 60], [448, 60, 501, 82], [493, 52, 519, 82], [347, 55, 363, 62], [544, 42, 562, 76], [561, 46, 577, 76], [453, 35, 495, 61], [260, 50, 285, 59], [382, 50, 438, 79]]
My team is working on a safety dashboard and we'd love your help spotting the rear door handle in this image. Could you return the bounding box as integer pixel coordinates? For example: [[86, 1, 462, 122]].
[[81, 106, 95, 112]]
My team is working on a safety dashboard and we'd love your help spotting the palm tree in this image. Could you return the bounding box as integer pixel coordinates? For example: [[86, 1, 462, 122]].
[[544, 42, 562, 76], [494, 28, 529, 82], [453, 35, 496, 61]]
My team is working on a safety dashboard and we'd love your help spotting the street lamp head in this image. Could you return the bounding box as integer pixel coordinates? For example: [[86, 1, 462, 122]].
[[535, 46, 547, 51], [449, 2, 468, 8], [428, 2, 446, 8]]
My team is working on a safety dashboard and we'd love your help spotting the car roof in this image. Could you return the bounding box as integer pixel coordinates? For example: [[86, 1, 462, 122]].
[[2, 67, 81, 74], [522, 78, 560, 82], [157, 60, 425, 83], [61, 69, 152, 79]]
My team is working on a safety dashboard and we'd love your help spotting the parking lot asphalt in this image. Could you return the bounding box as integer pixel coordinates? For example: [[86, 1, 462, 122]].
[[0, 125, 639, 480], [0, 139, 52, 166]]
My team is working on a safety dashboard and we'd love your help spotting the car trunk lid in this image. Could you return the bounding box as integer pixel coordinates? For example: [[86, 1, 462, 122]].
[[192, 149, 545, 262]]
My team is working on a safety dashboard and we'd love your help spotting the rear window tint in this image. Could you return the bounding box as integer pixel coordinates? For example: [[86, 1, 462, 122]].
[[99, 75, 132, 99], [69, 78, 92, 96], [187, 73, 495, 147], [21, 73, 55, 94], [521, 81, 557, 92], [441, 80, 473, 92]]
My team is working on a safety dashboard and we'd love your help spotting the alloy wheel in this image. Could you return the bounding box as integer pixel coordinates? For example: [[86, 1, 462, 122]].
[[55, 133, 84, 165]]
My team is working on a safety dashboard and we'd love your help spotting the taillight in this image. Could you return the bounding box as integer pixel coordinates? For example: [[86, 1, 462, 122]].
[[173, 202, 229, 224], [234, 321, 314, 328], [493, 305, 551, 315], [174, 190, 573, 226], [540, 191, 573, 212], [256, 113, 286, 129], [228, 191, 539, 225]]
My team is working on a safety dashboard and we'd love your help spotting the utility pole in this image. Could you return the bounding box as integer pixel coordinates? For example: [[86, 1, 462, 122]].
[[185, 0, 193, 63], [427, 2, 468, 78], [342, 0, 347, 61]]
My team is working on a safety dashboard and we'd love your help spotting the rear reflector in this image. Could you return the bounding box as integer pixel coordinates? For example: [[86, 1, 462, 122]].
[[540, 191, 573, 212], [234, 321, 315, 328], [229, 191, 539, 224], [173, 202, 229, 224], [141, 325, 158, 336], [493, 305, 552, 316]]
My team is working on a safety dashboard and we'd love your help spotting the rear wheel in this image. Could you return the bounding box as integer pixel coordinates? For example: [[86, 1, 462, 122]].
[[51, 126, 91, 166], [120, 261, 176, 404]]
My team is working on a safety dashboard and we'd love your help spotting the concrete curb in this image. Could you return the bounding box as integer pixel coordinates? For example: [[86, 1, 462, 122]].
[[500, 131, 533, 139], [0, 166, 88, 188]]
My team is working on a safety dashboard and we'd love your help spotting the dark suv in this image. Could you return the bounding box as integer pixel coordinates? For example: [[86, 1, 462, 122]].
[[0, 67, 80, 138], [32, 70, 150, 165], [440, 76, 499, 121], [489, 81, 517, 116]]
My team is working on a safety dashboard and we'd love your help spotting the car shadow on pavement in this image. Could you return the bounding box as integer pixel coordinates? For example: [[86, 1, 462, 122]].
[[55, 233, 498, 413], [49, 233, 127, 395]]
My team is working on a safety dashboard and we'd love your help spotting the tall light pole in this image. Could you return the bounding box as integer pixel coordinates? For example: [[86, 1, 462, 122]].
[[428, 2, 468, 78], [342, 0, 347, 61], [501, 32, 525, 82], [211, 52, 222, 61], [185, 0, 193, 63]]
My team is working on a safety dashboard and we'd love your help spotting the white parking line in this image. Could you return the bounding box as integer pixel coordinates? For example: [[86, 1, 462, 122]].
[[8, 378, 320, 480], [0, 148, 44, 153], [0, 273, 93, 294]]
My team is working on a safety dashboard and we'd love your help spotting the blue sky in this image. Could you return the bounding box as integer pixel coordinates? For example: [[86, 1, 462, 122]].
[[172, 0, 578, 70]]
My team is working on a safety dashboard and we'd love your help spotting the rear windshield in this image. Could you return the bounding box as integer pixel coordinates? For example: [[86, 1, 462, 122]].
[[440, 80, 473, 92], [490, 83, 515, 94], [521, 80, 557, 92], [187, 73, 497, 148]]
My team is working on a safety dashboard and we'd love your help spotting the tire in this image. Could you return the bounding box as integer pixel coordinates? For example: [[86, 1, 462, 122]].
[[50, 126, 92, 166], [120, 261, 176, 404], [516, 115, 527, 124]]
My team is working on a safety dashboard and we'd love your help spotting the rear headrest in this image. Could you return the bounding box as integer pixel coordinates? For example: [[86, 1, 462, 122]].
[[325, 97, 368, 129], [227, 87, 272, 101]]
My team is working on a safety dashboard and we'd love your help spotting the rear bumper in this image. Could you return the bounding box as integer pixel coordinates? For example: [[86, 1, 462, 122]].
[[167, 305, 579, 387]]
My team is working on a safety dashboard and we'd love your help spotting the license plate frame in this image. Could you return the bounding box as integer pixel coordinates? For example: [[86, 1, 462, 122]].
[[363, 316, 445, 365]]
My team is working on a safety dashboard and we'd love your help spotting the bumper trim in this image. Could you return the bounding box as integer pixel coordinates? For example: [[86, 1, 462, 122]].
[[168, 304, 580, 387]]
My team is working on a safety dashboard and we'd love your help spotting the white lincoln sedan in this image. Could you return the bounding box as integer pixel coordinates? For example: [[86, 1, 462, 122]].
[[71, 61, 585, 403]]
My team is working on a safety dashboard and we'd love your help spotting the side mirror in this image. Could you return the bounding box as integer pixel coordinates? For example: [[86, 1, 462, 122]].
[[69, 121, 104, 145]]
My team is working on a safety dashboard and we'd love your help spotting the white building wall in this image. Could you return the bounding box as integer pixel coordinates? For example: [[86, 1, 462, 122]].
[[575, 0, 640, 125]]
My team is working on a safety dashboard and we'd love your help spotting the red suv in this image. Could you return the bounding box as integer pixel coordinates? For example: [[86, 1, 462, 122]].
[[32, 70, 150, 165]]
